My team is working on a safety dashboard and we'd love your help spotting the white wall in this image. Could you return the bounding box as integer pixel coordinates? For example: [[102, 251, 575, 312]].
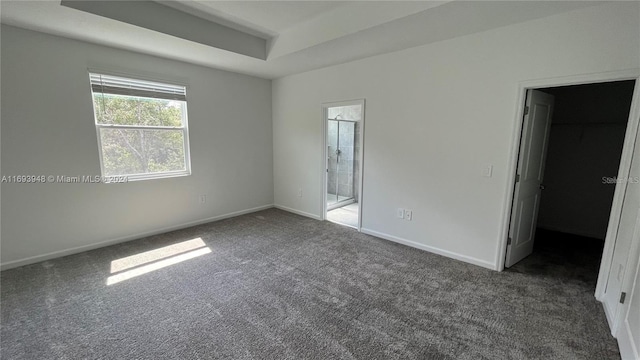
[[272, 2, 640, 269], [1, 25, 273, 268]]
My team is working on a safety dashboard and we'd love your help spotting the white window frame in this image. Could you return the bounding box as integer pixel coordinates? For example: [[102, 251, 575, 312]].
[[89, 73, 192, 182]]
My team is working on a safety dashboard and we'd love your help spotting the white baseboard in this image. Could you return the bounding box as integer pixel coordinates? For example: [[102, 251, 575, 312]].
[[602, 294, 618, 333], [360, 228, 496, 270], [617, 321, 639, 360], [0, 204, 274, 271], [273, 204, 322, 220]]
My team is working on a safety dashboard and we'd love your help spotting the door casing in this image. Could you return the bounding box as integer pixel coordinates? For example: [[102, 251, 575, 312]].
[[497, 69, 640, 336], [321, 99, 366, 230]]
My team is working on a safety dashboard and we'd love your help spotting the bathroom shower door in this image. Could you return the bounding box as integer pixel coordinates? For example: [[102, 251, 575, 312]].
[[327, 120, 339, 206], [327, 120, 356, 210], [323, 99, 365, 230]]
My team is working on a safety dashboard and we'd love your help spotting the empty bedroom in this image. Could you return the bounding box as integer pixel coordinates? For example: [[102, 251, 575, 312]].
[[1, 1, 639, 359]]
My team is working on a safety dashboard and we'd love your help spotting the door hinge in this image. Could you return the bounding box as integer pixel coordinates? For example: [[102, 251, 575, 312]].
[[515, 174, 520, 183], [507, 238, 512, 245], [524, 106, 529, 115], [620, 292, 627, 304]]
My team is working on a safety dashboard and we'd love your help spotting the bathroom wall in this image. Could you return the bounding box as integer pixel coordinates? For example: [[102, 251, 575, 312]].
[[327, 105, 362, 202], [327, 120, 339, 196], [354, 123, 361, 202]]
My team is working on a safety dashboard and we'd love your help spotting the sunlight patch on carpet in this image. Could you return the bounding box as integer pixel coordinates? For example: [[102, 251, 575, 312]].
[[107, 238, 211, 285]]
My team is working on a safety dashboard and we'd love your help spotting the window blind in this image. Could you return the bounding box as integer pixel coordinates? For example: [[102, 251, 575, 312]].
[[90, 73, 186, 101]]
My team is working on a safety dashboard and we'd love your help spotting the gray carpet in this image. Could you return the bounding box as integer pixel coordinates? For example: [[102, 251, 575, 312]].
[[1, 209, 619, 359]]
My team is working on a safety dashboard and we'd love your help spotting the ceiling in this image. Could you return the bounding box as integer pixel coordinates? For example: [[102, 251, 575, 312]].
[[0, 1, 601, 79], [163, 1, 348, 37]]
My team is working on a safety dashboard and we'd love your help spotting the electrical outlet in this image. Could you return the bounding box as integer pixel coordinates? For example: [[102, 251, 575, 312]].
[[397, 208, 405, 219], [405, 210, 413, 221], [199, 195, 206, 204], [297, 188, 302, 198]]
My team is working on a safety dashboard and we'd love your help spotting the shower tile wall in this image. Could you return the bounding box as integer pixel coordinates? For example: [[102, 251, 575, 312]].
[[353, 123, 360, 202], [327, 120, 360, 201], [337, 121, 354, 198], [327, 120, 338, 196], [327, 104, 362, 205]]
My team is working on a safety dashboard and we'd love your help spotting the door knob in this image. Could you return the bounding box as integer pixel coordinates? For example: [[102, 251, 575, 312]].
[[539, 184, 546, 190]]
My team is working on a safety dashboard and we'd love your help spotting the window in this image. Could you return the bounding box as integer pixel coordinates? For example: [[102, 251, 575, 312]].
[[90, 73, 191, 181]]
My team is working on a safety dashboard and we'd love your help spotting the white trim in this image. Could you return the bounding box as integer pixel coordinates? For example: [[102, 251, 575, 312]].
[[613, 212, 640, 342], [321, 99, 365, 231], [496, 69, 640, 274], [597, 78, 640, 301], [616, 233, 640, 359], [274, 204, 323, 220], [603, 296, 617, 330], [89, 71, 192, 183], [361, 228, 496, 270], [510, 69, 640, 89], [321, 104, 328, 219], [0, 204, 274, 271], [618, 321, 639, 360], [96, 124, 184, 130], [181, 101, 193, 182], [110, 170, 191, 183]]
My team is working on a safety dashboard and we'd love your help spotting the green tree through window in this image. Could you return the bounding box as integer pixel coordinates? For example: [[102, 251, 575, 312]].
[[90, 73, 190, 180]]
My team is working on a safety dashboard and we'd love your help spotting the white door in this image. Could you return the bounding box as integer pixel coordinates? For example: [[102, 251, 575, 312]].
[[602, 123, 640, 341], [505, 89, 555, 267], [616, 213, 640, 360]]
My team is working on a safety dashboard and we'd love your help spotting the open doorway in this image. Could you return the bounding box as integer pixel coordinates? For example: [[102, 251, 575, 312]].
[[504, 80, 636, 286], [322, 100, 364, 229]]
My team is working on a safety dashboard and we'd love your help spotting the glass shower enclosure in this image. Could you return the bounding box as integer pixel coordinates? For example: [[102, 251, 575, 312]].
[[327, 119, 356, 210]]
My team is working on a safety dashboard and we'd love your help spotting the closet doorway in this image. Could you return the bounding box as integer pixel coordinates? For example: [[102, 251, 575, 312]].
[[322, 100, 365, 229]]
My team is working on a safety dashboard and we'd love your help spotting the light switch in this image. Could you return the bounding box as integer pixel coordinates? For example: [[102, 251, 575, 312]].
[[483, 165, 493, 177]]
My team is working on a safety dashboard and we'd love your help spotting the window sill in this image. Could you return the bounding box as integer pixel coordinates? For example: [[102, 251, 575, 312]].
[[104, 170, 191, 183]]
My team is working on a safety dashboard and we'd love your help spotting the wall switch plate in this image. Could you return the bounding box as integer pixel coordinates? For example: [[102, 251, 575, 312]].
[[405, 210, 413, 221], [297, 188, 302, 198], [397, 208, 405, 219], [199, 195, 206, 204], [483, 164, 493, 177]]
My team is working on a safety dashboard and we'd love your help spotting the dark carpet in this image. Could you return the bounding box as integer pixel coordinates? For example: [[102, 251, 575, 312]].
[[1, 209, 619, 359]]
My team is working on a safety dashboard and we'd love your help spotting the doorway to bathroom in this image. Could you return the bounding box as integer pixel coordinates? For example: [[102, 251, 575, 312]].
[[322, 100, 364, 229]]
